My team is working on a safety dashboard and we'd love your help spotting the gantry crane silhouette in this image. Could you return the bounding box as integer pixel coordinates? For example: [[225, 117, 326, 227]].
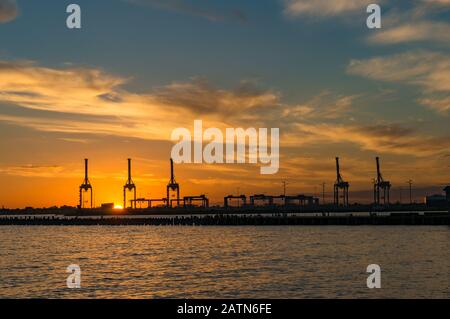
[[373, 157, 391, 205], [333, 157, 349, 206], [123, 158, 136, 209], [79, 158, 92, 209], [166, 158, 180, 207]]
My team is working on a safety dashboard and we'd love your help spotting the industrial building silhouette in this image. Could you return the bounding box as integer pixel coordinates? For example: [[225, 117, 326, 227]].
[[77, 156, 407, 210]]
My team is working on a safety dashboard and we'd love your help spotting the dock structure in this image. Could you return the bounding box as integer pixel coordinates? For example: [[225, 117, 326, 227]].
[[250, 194, 274, 206], [183, 195, 209, 208], [224, 195, 247, 208], [334, 157, 349, 206], [79, 159, 93, 209], [147, 198, 168, 208], [72, 157, 445, 212], [285, 195, 318, 206], [445, 186, 450, 214], [167, 158, 180, 208], [444, 186, 450, 202], [373, 157, 391, 205], [123, 158, 136, 209], [130, 198, 151, 209], [2, 213, 448, 226], [248, 194, 318, 207]]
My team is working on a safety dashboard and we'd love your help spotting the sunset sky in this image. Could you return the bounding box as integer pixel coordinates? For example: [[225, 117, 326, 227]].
[[0, 0, 449, 208]]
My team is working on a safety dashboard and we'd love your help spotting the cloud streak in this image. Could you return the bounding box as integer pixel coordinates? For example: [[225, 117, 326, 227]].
[[283, 0, 449, 46], [0, 164, 65, 178], [347, 51, 450, 92], [0, 0, 17, 23], [0, 60, 448, 160], [153, 78, 279, 117], [0, 61, 282, 140], [283, 0, 375, 17], [347, 51, 450, 114], [368, 21, 450, 45], [294, 123, 450, 157], [281, 91, 360, 121]]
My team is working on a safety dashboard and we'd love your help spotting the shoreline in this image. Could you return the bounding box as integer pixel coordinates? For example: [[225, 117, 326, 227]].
[[1, 203, 448, 216], [1, 213, 448, 226]]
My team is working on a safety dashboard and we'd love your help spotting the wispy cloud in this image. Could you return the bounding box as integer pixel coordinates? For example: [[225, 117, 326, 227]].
[[418, 96, 450, 114], [283, 0, 447, 18], [347, 51, 450, 114], [0, 60, 281, 140], [152, 78, 279, 117], [282, 91, 360, 121], [0, 0, 17, 23], [421, 0, 450, 7], [347, 51, 450, 92], [58, 137, 91, 144], [293, 123, 450, 157], [368, 21, 450, 45], [283, 0, 450, 46], [283, 0, 375, 17], [366, 2, 450, 46], [0, 60, 192, 139], [0, 164, 64, 178], [0, 60, 448, 161]]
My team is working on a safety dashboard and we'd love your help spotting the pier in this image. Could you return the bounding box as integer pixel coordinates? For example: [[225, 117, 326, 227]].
[[0, 212, 447, 226]]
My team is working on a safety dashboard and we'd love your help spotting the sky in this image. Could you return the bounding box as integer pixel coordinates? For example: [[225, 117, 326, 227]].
[[0, 0, 449, 208]]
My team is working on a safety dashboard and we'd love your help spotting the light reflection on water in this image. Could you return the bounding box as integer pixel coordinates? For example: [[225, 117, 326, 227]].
[[0, 226, 448, 298]]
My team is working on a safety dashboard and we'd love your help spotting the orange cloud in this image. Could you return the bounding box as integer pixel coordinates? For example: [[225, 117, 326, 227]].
[[0, 61, 280, 140], [0, 164, 66, 178], [291, 123, 450, 157], [283, 0, 377, 17], [418, 96, 450, 114]]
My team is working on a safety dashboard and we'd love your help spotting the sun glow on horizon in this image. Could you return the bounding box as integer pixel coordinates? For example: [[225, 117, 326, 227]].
[[113, 205, 123, 210]]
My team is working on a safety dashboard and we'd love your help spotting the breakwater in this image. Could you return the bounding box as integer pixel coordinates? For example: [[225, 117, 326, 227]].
[[0, 213, 448, 226]]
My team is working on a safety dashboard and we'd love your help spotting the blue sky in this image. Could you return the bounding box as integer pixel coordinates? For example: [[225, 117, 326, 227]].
[[0, 1, 404, 96], [0, 1, 443, 98]]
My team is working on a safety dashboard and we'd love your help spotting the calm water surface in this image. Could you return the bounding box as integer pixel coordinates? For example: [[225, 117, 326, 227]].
[[0, 226, 448, 298]]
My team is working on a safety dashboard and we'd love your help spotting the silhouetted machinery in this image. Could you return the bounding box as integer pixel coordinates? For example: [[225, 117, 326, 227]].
[[148, 198, 168, 208], [224, 195, 247, 208], [79, 158, 93, 209], [373, 157, 391, 205], [130, 198, 151, 209], [285, 195, 318, 206], [123, 158, 136, 209], [183, 195, 209, 208], [167, 158, 180, 207], [248, 194, 318, 207], [333, 157, 349, 206], [250, 194, 274, 206]]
